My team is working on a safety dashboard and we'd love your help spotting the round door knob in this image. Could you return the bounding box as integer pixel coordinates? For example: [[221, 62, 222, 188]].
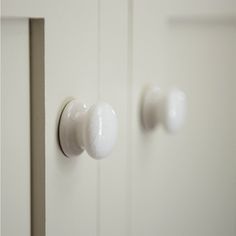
[[59, 99, 118, 159], [141, 86, 187, 133]]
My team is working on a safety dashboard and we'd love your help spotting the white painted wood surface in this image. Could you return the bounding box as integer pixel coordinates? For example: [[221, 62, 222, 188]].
[[98, 0, 128, 235], [1, 0, 236, 235], [1, 19, 30, 236], [131, 1, 236, 235]]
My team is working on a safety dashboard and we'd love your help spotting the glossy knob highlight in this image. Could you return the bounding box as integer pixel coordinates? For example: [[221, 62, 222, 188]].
[[141, 86, 187, 133], [59, 99, 118, 159]]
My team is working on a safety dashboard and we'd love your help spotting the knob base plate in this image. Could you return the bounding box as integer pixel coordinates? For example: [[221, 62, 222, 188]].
[[59, 100, 87, 157], [141, 86, 162, 130]]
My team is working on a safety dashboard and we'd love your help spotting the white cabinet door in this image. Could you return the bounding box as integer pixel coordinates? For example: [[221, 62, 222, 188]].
[[2, 1, 128, 235], [1, 19, 30, 236], [131, 1, 236, 235]]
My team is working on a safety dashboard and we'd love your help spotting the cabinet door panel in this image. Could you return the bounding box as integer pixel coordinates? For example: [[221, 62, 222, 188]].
[[1, 18, 30, 236], [99, 0, 128, 235], [44, 3, 99, 235], [2, 1, 100, 235], [131, 1, 236, 235]]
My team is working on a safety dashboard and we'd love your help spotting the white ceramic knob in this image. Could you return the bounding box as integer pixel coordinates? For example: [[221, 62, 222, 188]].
[[59, 99, 118, 159], [141, 86, 187, 133]]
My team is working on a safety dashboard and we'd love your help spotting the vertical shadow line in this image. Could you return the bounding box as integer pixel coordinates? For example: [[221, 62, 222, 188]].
[[96, 0, 101, 235], [29, 18, 45, 236], [126, 0, 133, 235]]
